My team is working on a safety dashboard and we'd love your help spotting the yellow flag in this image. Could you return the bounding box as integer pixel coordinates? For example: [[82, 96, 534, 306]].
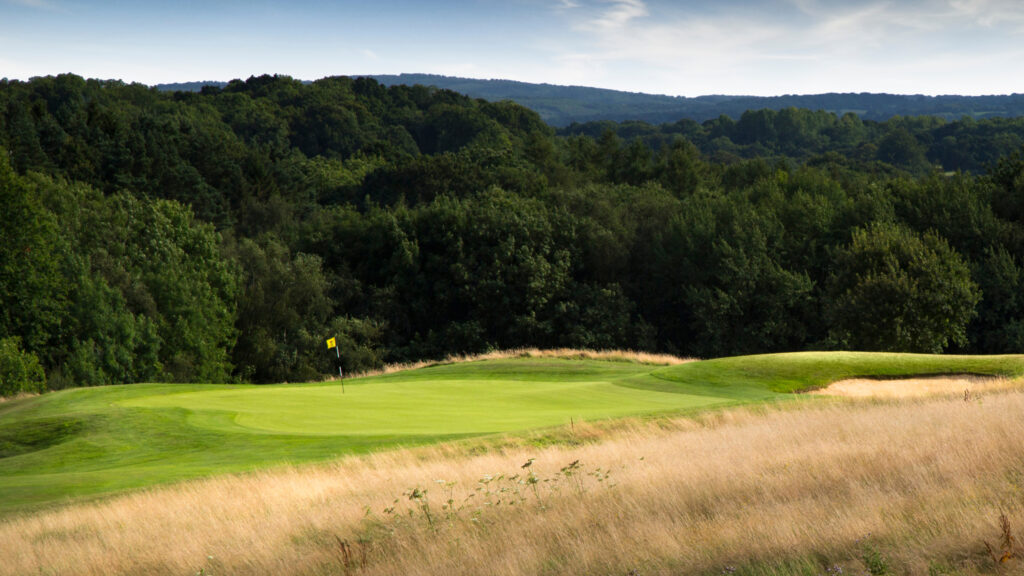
[[326, 337, 337, 349]]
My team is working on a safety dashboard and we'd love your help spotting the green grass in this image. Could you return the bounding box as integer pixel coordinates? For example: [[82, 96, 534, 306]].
[[1, 352, 1022, 514], [650, 351, 1024, 394]]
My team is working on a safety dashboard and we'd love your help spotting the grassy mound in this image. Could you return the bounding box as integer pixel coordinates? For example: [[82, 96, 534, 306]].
[[651, 351, 1024, 393], [1, 351, 1022, 514], [0, 357, 735, 513]]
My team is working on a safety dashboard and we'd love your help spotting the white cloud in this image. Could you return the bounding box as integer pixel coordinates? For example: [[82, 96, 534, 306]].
[[582, 0, 649, 31], [946, 0, 1024, 28], [541, 0, 1024, 95], [792, 0, 1024, 32]]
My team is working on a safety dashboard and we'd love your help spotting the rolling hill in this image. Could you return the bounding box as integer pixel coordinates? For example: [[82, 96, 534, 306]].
[[156, 75, 1024, 126]]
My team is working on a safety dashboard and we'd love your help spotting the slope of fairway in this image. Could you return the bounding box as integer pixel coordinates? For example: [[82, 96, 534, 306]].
[[3, 352, 1023, 515], [0, 358, 742, 513], [649, 351, 1024, 394]]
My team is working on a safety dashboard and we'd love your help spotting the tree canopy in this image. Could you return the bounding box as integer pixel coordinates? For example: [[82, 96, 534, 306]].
[[3, 73, 1024, 388]]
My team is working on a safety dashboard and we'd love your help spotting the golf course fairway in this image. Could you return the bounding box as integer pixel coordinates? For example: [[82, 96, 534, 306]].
[[2, 352, 1023, 514]]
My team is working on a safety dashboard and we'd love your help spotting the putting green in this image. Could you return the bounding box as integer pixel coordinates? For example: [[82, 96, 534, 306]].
[[123, 378, 731, 436]]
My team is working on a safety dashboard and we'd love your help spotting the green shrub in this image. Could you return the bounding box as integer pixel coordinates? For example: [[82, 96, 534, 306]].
[[860, 542, 890, 576], [0, 337, 46, 397]]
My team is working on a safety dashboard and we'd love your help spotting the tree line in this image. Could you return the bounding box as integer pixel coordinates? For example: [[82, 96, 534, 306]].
[[560, 107, 1024, 174], [2, 73, 1023, 392]]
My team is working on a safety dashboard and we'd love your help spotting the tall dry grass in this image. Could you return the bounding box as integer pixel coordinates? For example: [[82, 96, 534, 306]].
[[0, 390, 39, 403], [342, 347, 694, 379], [3, 391, 1024, 575]]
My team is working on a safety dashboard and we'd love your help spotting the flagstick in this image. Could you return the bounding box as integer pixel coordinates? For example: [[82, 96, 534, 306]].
[[327, 337, 344, 394], [342, 342, 350, 391]]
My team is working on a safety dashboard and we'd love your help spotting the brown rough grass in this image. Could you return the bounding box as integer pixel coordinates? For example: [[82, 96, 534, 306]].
[[3, 391, 1024, 575], [810, 374, 1017, 398], [0, 390, 39, 403], [342, 347, 694, 379]]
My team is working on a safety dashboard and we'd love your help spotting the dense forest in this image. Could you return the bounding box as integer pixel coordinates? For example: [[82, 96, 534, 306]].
[[3, 73, 1024, 393]]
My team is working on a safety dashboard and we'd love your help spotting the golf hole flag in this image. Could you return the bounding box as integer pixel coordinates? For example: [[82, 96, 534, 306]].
[[326, 337, 337, 349]]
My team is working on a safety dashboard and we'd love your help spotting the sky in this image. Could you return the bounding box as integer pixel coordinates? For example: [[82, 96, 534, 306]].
[[2, 0, 1023, 97]]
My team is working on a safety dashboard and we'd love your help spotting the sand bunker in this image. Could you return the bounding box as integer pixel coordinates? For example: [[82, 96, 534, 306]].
[[809, 374, 1012, 398]]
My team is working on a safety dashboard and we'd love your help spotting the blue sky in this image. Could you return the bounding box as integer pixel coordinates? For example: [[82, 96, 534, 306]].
[[2, 0, 1023, 96]]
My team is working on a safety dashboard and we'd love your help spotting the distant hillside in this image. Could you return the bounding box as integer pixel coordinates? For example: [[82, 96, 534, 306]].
[[155, 75, 1024, 127], [154, 81, 228, 92], [369, 74, 1024, 126]]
